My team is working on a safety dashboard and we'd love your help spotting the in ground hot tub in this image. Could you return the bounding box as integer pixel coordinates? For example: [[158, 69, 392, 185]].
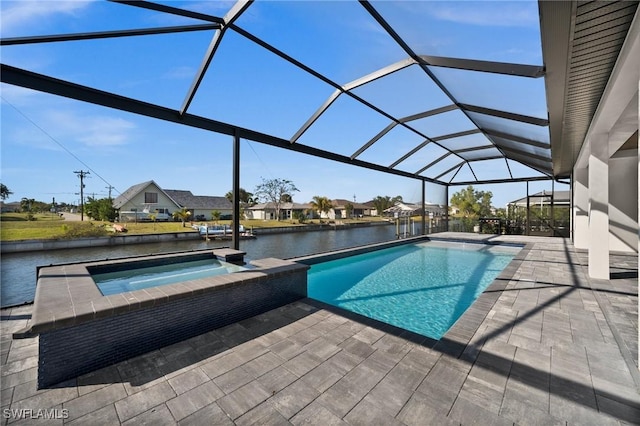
[[30, 249, 308, 388], [88, 254, 247, 295]]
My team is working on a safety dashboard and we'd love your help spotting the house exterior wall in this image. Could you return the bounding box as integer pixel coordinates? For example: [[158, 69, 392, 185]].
[[0, 202, 21, 213], [247, 209, 282, 220], [609, 153, 638, 253], [332, 207, 371, 219], [246, 209, 278, 220], [245, 209, 267, 220], [118, 182, 177, 215], [191, 208, 233, 220], [247, 204, 310, 221]]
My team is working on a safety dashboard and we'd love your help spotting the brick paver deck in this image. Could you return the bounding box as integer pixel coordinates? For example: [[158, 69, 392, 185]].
[[1, 234, 638, 425]]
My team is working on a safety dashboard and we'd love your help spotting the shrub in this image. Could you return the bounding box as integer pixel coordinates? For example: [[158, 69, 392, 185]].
[[61, 222, 109, 239], [293, 211, 307, 224]]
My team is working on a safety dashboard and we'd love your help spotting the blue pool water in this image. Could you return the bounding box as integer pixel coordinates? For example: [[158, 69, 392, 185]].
[[307, 240, 520, 340], [92, 258, 246, 296]]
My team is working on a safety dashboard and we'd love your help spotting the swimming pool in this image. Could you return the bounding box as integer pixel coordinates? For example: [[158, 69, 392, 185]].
[[90, 258, 246, 295], [307, 240, 521, 339]]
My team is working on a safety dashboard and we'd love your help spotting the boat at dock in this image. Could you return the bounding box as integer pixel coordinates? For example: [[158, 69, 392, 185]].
[[196, 224, 256, 240]]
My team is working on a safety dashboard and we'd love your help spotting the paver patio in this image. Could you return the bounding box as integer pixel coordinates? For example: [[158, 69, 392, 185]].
[[1, 234, 638, 425]]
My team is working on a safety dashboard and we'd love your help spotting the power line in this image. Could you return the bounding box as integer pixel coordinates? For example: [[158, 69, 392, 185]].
[[245, 140, 275, 180], [2, 97, 157, 211], [2, 95, 119, 197]]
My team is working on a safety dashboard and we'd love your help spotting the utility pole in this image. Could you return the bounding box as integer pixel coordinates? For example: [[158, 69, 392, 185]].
[[105, 185, 114, 199], [74, 170, 89, 221]]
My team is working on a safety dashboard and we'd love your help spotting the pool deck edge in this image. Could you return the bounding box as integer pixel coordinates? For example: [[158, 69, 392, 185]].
[[29, 251, 308, 335]]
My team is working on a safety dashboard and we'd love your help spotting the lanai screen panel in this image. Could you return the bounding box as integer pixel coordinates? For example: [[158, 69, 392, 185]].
[[0, 0, 554, 186], [350, 65, 453, 123]]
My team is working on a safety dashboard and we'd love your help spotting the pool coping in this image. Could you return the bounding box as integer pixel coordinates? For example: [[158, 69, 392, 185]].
[[29, 249, 308, 335], [292, 235, 432, 265]]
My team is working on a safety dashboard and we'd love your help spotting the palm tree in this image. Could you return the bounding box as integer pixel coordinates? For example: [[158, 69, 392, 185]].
[[211, 210, 221, 224], [225, 188, 254, 204], [345, 202, 354, 219], [172, 208, 191, 227], [0, 183, 12, 201], [372, 195, 403, 217], [149, 213, 157, 231], [20, 197, 35, 213], [310, 196, 332, 222]]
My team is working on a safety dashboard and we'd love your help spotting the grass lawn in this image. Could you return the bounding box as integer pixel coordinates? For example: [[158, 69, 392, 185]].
[[1, 213, 71, 241], [0, 213, 197, 242], [0, 214, 390, 242]]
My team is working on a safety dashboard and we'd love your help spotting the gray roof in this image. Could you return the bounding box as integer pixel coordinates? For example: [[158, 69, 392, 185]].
[[112, 181, 231, 211], [161, 190, 193, 207], [508, 190, 571, 206], [331, 199, 371, 210], [112, 180, 180, 210], [113, 180, 148, 209], [164, 190, 232, 210]]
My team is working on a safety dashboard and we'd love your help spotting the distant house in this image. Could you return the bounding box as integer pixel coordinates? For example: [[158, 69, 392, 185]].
[[163, 190, 232, 220], [507, 190, 571, 208], [425, 203, 447, 218], [0, 201, 21, 213], [328, 199, 373, 219], [113, 180, 232, 222], [113, 181, 179, 221], [246, 202, 311, 221]]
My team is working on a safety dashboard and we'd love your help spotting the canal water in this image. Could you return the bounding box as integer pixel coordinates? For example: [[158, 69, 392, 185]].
[[1, 225, 405, 308]]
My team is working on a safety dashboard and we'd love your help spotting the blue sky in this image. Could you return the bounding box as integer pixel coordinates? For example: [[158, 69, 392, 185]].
[[0, 0, 567, 208]]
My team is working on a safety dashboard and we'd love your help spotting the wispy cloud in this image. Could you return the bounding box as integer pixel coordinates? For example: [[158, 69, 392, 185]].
[[427, 2, 539, 28], [54, 112, 136, 148], [4, 107, 136, 154], [1, 85, 42, 107], [183, 1, 236, 16], [0, 1, 94, 36], [77, 118, 135, 147], [163, 66, 196, 80], [16, 109, 137, 150]]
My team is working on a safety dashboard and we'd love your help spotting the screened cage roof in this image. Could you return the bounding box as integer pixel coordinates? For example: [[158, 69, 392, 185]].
[[2, 1, 637, 186]]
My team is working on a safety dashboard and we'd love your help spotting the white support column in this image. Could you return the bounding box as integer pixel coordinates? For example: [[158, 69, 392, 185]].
[[588, 134, 610, 279], [573, 166, 589, 249]]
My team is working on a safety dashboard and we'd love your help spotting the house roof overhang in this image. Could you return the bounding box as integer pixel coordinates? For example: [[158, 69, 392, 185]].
[[540, 1, 639, 178]]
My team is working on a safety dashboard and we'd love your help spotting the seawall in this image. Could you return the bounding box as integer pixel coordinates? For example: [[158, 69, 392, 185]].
[[251, 221, 391, 235], [1, 221, 394, 253], [0, 232, 201, 254]]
